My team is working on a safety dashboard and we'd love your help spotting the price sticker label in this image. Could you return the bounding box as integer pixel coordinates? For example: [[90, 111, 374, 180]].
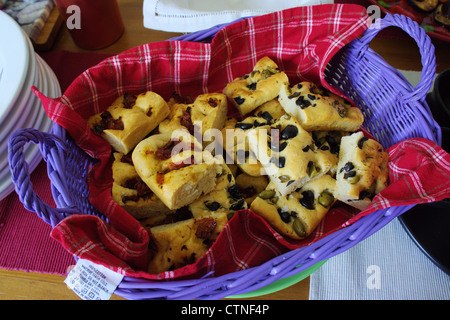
[[64, 259, 124, 300]]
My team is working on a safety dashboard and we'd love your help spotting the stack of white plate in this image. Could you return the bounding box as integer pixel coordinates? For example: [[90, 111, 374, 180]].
[[0, 11, 61, 200]]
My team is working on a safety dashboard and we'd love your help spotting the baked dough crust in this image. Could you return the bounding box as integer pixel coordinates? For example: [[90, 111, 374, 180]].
[[250, 174, 337, 240], [88, 91, 170, 154], [248, 115, 338, 196], [159, 93, 228, 143], [146, 212, 228, 274], [335, 131, 389, 210], [132, 131, 221, 210], [223, 56, 289, 116], [111, 152, 174, 219], [278, 81, 364, 132]]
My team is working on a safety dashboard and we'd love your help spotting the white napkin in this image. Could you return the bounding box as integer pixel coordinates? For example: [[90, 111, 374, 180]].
[[143, 0, 334, 32]]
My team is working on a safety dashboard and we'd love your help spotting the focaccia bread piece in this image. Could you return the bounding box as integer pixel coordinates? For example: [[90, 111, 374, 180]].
[[311, 130, 350, 156], [311, 130, 350, 176], [221, 116, 266, 177], [158, 93, 228, 139], [140, 165, 244, 227], [248, 115, 338, 196], [88, 91, 170, 154], [111, 152, 174, 219], [223, 56, 289, 116], [146, 213, 228, 274], [235, 173, 269, 206], [335, 131, 389, 210], [278, 81, 364, 132], [132, 130, 222, 210], [250, 99, 286, 121], [250, 174, 337, 240], [140, 207, 193, 229], [188, 164, 247, 220]]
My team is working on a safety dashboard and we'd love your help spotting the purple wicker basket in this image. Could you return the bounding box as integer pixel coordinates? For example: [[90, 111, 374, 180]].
[[8, 13, 441, 300]]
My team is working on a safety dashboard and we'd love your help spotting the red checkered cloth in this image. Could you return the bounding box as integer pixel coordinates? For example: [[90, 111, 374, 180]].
[[32, 4, 450, 280]]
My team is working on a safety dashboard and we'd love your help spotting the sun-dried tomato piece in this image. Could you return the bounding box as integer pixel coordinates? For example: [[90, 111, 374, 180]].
[[168, 155, 195, 171], [171, 92, 195, 104], [156, 173, 165, 185], [121, 176, 153, 203], [99, 111, 124, 130], [195, 217, 217, 239], [122, 94, 137, 108], [120, 153, 133, 165], [180, 107, 194, 134], [208, 97, 218, 107], [154, 140, 178, 160], [155, 148, 172, 160]]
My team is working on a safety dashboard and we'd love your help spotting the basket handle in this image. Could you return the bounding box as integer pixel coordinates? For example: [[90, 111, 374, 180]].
[[357, 13, 436, 103], [8, 128, 80, 227]]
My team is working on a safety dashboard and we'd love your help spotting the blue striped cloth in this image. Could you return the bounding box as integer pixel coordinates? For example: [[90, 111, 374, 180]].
[[309, 216, 450, 300]]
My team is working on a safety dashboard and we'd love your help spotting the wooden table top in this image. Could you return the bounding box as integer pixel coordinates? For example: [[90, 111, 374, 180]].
[[0, 0, 448, 301]]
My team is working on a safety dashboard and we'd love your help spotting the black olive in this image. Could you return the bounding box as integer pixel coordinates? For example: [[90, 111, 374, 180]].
[[343, 170, 357, 179], [100, 110, 112, 119], [307, 94, 316, 100], [299, 190, 315, 210], [278, 209, 291, 223], [288, 91, 301, 99], [260, 111, 273, 121], [270, 141, 287, 152], [325, 135, 339, 154], [227, 174, 232, 182], [278, 157, 286, 168], [280, 125, 298, 139], [230, 199, 245, 211], [254, 120, 265, 127], [204, 201, 221, 211], [358, 190, 370, 200], [227, 184, 242, 200], [247, 83, 257, 90], [235, 122, 253, 130], [302, 145, 310, 152], [340, 162, 355, 173], [296, 96, 311, 109], [320, 145, 330, 151], [269, 156, 286, 168], [234, 96, 245, 105], [357, 137, 369, 149]]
